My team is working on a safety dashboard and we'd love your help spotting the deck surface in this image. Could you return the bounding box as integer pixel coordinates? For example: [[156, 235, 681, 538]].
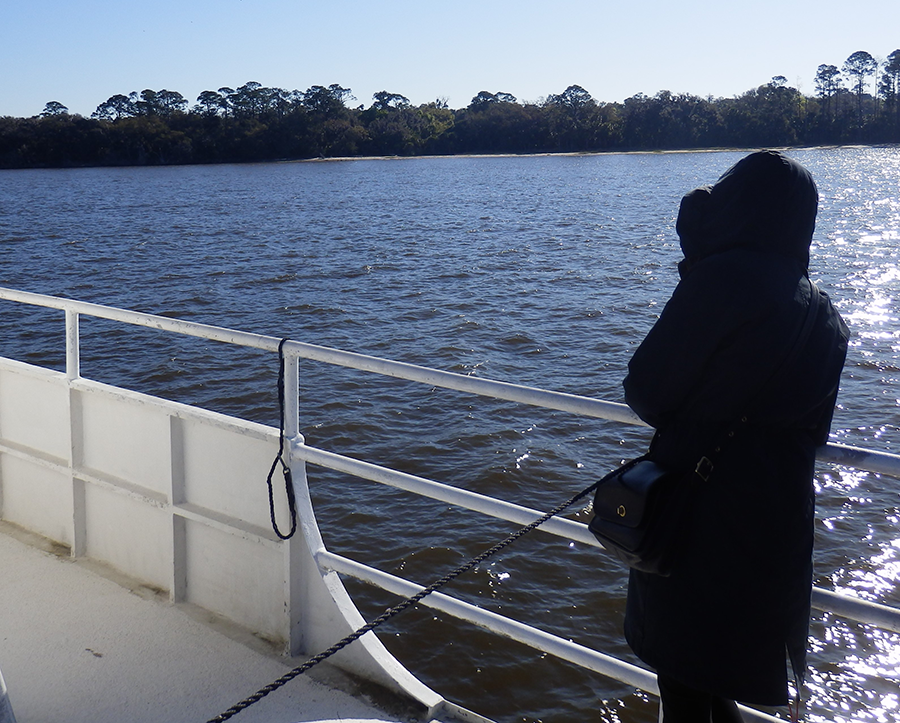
[[0, 526, 413, 723]]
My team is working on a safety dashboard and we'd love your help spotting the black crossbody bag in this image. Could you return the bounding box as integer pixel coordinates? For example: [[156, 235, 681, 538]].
[[588, 280, 821, 576]]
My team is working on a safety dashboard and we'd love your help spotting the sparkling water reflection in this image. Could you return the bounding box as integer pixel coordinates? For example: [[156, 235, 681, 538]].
[[0, 147, 899, 721]]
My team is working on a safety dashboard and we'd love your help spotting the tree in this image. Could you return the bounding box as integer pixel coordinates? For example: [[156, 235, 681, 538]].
[[451, 97, 545, 153], [194, 90, 223, 116], [216, 87, 235, 117], [468, 91, 518, 110], [156, 89, 188, 115], [469, 91, 498, 108], [619, 91, 720, 148], [543, 85, 606, 150], [415, 101, 455, 151], [546, 84, 593, 111], [259, 86, 294, 117], [814, 64, 842, 121], [229, 82, 263, 116], [225, 81, 295, 118], [372, 91, 411, 110], [303, 84, 353, 114], [92, 94, 137, 120], [843, 50, 877, 127], [880, 50, 900, 134], [135, 89, 163, 116], [756, 78, 802, 145], [40, 101, 69, 117]]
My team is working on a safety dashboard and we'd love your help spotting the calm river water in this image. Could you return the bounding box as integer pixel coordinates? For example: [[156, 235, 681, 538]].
[[1, 148, 899, 722]]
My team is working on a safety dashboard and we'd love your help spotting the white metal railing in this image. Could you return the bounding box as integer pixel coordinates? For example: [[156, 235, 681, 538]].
[[316, 548, 658, 690], [2, 287, 899, 722]]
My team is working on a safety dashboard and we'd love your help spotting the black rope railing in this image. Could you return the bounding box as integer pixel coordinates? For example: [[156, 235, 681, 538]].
[[206, 476, 600, 722]]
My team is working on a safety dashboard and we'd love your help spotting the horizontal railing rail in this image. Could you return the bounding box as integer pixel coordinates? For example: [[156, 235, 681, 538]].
[[4, 287, 899, 474], [315, 549, 784, 723], [294, 443, 600, 547], [2, 286, 898, 722], [316, 548, 658, 691], [294, 441, 900, 635]]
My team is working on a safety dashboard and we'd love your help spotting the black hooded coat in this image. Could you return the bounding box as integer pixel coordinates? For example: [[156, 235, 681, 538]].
[[622, 151, 849, 705]]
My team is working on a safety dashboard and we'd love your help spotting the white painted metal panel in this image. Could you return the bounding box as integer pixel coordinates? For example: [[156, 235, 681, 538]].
[[0, 362, 69, 462], [183, 518, 285, 643], [179, 417, 276, 529], [83, 483, 172, 591], [78, 389, 171, 496], [0, 455, 72, 546]]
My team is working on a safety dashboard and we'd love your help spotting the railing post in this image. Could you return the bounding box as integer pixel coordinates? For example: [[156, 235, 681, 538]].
[[280, 347, 305, 655], [65, 308, 80, 380], [283, 348, 299, 440], [64, 307, 86, 557]]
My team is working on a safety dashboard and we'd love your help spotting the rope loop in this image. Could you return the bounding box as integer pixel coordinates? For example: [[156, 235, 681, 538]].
[[266, 338, 297, 540]]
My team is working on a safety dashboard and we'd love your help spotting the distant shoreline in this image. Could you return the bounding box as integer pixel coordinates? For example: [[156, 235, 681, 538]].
[[223, 144, 900, 165], [4, 81, 898, 170], [2, 143, 896, 173]]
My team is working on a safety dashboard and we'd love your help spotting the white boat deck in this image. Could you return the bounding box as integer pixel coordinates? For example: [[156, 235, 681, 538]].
[[0, 525, 416, 723]]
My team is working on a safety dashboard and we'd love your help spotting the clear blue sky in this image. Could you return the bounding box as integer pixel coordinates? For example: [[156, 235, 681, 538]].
[[2, 0, 898, 118]]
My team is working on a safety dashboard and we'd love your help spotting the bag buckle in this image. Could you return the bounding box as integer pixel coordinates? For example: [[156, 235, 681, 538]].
[[695, 456, 714, 481]]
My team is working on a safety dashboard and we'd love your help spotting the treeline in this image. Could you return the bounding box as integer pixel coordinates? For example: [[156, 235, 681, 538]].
[[2, 49, 899, 168]]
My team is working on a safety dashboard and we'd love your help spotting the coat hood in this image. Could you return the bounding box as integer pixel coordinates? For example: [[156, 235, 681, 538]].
[[675, 151, 818, 273]]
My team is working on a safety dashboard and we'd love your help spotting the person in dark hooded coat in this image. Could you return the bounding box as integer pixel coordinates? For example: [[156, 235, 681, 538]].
[[622, 151, 849, 721]]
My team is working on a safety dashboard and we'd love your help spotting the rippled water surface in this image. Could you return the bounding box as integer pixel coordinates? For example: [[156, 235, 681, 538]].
[[1, 148, 899, 722]]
